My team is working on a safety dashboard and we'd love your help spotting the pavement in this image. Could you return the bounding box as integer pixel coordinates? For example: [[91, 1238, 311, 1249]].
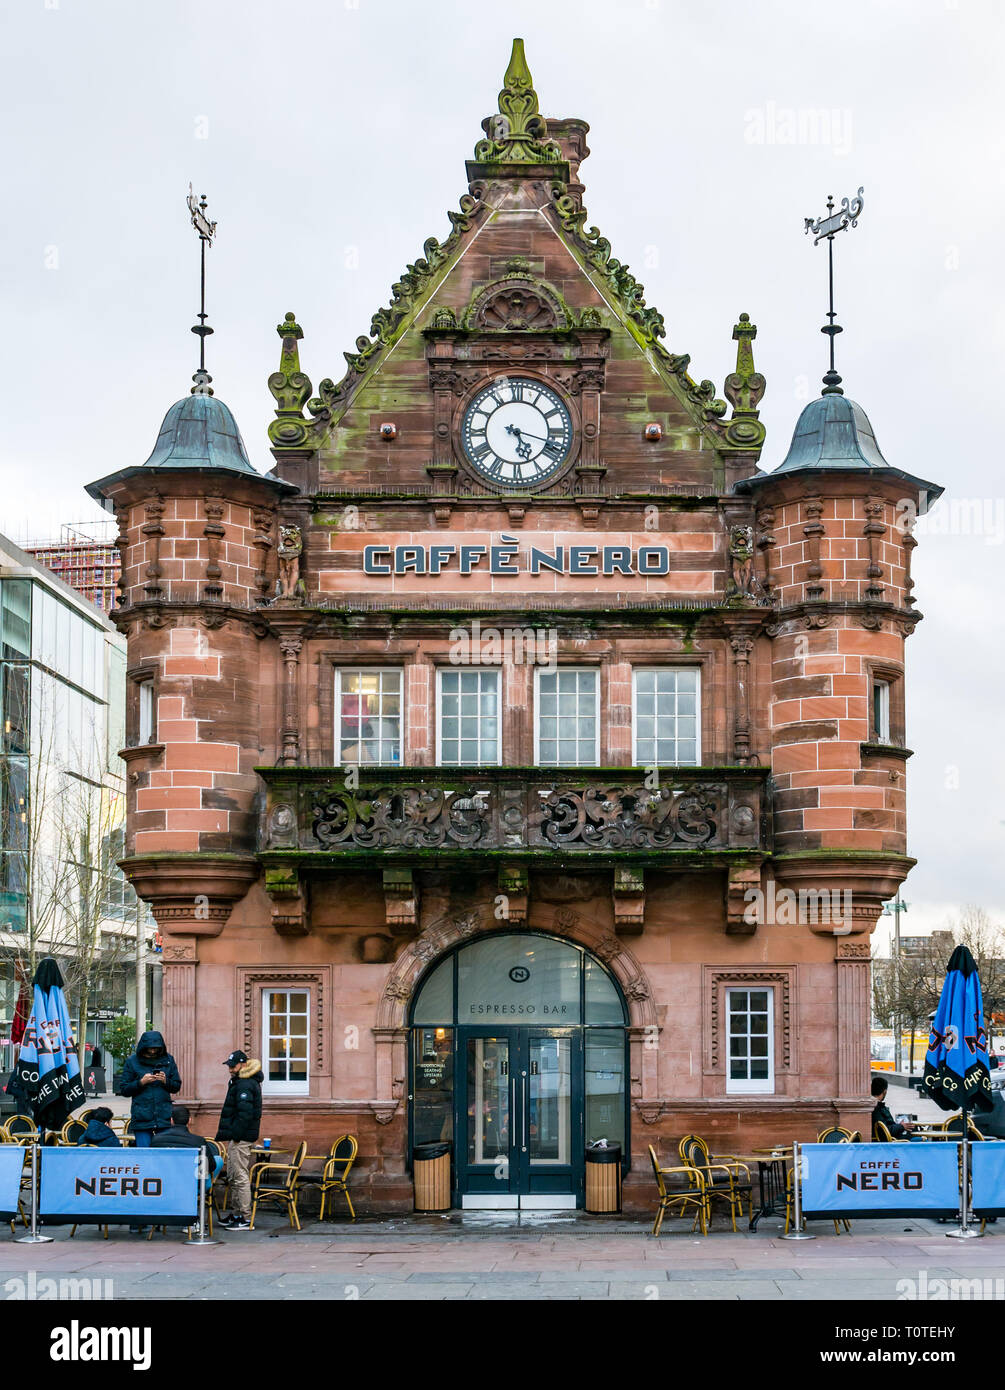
[[3, 1208, 1002, 1301]]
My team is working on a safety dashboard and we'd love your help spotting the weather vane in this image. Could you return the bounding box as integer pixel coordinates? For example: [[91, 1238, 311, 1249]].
[[187, 184, 217, 393], [804, 187, 864, 396]]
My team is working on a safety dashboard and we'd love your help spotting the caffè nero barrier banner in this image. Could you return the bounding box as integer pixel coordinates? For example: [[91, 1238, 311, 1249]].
[[0, 1145, 24, 1220], [801, 1143, 962, 1219], [36, 1149, 201, 1226]]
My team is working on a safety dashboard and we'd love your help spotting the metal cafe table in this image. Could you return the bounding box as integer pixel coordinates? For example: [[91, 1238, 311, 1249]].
[[732, 1146, 793, 1231]]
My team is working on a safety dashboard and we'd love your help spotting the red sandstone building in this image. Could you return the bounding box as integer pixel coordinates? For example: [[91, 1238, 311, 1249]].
[[87, 43, 940, 1211]]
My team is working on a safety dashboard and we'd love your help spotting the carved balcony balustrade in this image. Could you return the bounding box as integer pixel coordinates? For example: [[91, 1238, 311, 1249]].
[[257, 765, 771, 870]]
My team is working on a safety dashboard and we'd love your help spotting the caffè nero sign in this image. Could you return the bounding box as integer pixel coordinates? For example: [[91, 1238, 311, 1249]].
[[363, 535, 672, 577]]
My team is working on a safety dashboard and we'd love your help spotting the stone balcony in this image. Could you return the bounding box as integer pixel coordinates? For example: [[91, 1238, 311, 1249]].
[[257, 764, 771, 868]]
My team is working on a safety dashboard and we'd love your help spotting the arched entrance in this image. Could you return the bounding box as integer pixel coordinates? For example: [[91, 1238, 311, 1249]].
[[409, 932, 629, 1209]]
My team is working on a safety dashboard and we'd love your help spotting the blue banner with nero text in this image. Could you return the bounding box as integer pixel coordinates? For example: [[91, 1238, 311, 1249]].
[[39, 1148, 200, 1225], [0, 1145, 25, 1220], [800, 1142, 960, 1218], [970, 1141, 1005, 1215]]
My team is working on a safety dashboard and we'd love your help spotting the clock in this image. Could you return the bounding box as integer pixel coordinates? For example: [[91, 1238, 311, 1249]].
[[460, 377, 573, 487]]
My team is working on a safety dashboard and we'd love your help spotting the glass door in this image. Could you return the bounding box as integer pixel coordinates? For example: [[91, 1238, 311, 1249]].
[[517, 1031, 578, 1203], [460, 1034, 514, 1200]]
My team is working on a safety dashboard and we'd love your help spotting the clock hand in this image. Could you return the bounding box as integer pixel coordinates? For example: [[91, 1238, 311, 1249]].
[[504, 425, 551, 444]]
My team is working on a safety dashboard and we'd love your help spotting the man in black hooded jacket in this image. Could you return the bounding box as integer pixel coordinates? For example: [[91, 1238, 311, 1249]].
[[215, 1050, 263, 1229], [118, 1030, 182, 1147]]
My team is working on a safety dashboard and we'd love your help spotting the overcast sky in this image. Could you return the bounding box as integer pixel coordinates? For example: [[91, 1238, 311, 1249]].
[[2, 0, 1002, 947]]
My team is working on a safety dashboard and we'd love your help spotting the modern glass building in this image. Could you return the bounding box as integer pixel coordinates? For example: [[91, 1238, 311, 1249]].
[[0, 535, 157, 1075]]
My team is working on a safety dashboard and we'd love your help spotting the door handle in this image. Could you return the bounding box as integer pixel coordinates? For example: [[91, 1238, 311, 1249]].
[[521, 1070, 528, 1152]]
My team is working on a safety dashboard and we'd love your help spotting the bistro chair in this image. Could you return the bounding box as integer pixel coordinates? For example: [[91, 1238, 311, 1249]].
[[873, 1120, 906, 1143], [317, 1135, 358, 1222], [678, 1134, 752, 1232], [60, 1118, 88, 1146], [3, 1115, 39, 1145], [941, 1115, 986, 1141], [250, 1140, 308, 1231], [648, 1145, 707, 1237], [817, 1126, 858, 1144]]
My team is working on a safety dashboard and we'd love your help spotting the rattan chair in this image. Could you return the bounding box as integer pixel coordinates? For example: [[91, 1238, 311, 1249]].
[[648, 1145, 707, 1236], [250, 1141, 308, 1230], [873, 1120, 906, 1143], [317, 1135, 358, 1222], [941, 1115, 986, 1141], [817, 1125, 858, 1143], [3, 1115, 39, 1145], [678, 1134, 752, 1231], [60, 1118, 89, 1146]]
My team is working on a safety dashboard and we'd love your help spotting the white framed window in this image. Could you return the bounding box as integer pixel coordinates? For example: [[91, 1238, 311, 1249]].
[[632, 667, 700, 766], [262, 989, 310, 1096], [336, 668, 402, 765], [138, 681, 155, 745], [534, 668, 600, 766], [873, 680, 891, 743], [725, 987, 774, 1094], [436, 668, 500, 766]]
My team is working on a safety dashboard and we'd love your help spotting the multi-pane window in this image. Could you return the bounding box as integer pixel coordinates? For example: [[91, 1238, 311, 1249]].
[[437, 669, 499, 766], [873, 680, 891, 743], [633, 668, 699, 766], [726, 987, 774, 1094], [535, 668, 599, 766], [262, 989, 310, 1095], [336, 669, 402, 765]]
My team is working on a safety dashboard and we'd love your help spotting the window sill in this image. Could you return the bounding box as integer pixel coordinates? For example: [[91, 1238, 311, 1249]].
[[118, 743, 165, 764], [860, 741, 912, 762]]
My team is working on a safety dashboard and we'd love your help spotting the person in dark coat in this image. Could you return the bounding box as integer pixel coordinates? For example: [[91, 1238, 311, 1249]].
[[871, 1076, 916, 1139], [215, 1051, 263, 1229], [118, 1030, 181, 1146], [152, 1105, 222, 1187], [76, 1107, 120, 1148]]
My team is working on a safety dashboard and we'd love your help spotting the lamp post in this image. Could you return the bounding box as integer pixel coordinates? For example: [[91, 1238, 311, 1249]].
[[882, 897, 909, 1073]]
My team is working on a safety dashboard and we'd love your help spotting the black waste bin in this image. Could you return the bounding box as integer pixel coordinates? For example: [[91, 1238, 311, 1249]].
[[413, 1141, 451, 1211], [585, 1142, 622, 1213]]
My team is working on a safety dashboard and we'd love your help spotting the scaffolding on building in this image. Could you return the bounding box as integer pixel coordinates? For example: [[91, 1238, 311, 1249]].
[[25, 521, 121, 614]]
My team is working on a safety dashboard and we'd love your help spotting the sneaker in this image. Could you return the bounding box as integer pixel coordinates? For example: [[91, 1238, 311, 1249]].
[[229, 1218, 252, 1230], [216, 1213, 237, 1227]]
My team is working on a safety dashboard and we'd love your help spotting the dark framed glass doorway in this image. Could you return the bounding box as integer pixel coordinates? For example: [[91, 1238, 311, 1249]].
[[409, 933, 629, 1209]]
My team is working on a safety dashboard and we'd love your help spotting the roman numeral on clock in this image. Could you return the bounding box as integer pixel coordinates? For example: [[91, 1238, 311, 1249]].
[[470, 440, 492, 463], [542, 439, 565, 461]]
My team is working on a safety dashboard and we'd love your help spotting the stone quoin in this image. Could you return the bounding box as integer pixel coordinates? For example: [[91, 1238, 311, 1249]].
[[87, 39, 942, 1213]]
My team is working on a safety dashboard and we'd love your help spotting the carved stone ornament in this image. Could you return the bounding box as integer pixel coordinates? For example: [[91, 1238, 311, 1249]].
[[276, 526, 305, 601], [465, 268, 569, 332]]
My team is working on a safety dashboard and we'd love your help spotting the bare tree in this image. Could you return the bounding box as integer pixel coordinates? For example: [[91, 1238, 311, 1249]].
[[1, 678, 134, 1069]]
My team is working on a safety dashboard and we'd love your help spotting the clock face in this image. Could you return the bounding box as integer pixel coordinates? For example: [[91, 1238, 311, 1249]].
[[461, 377, 573, 487]]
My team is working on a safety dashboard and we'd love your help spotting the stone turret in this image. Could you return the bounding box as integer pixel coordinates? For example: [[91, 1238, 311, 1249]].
[[87, 372, 296, 1090], [739, 388, 941, 931]]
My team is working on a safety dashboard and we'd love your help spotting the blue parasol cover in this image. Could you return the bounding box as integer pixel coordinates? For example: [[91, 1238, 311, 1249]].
[[5, 958, 85, 1128], [922, 945, 993, 1113]]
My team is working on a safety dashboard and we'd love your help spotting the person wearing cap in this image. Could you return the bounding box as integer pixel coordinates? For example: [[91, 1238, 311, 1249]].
[[215, 1050, 263, 1230]]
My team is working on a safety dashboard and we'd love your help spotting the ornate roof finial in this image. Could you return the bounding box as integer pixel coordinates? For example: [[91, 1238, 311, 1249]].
[[187, 184, 217, 395], [268, 312, 314, 446], [804, 187, 864, 396], [473, 38, 562, 166], [722, 313, 766, 448]]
